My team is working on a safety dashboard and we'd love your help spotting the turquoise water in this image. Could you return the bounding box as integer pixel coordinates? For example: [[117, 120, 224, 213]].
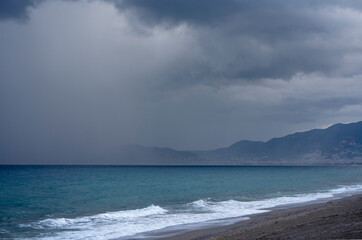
[[1, 166, 362, 239]]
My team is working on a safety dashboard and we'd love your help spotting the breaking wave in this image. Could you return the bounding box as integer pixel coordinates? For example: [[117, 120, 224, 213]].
[[20, 184, 362, 240]]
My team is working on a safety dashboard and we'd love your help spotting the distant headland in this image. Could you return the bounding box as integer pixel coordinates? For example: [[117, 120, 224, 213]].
[[103, 121, 362, 166]]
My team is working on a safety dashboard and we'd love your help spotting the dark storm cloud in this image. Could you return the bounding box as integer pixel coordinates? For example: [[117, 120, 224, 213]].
[[116, 0, 362, 25], [2, 0, 361, 82], [1, 0, 362, 163], [0, 0, 40, 20], [111, 0, 362, 81], [114, 0, 239, 25]]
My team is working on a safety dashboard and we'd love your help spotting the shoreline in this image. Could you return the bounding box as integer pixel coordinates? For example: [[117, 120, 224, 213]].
[[154, 194, 362, 240]]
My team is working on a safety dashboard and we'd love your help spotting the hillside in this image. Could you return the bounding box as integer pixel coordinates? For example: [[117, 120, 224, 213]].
[[110, 121, 362, 165]]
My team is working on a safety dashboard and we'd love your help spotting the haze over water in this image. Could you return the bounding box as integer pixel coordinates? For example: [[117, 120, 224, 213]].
[[1, 166, 361, 239], [1, 1, 362, 239]]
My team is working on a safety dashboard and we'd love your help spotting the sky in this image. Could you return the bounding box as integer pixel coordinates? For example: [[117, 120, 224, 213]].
[[1, 0, 362, 163]]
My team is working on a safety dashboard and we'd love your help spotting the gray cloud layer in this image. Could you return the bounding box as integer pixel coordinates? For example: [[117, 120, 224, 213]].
[[1, 0, 362, 163], [0, 0, 41, 20]]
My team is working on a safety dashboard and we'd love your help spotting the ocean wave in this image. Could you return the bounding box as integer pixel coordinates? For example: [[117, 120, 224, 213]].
[[20, 204, 167, 229], [20, 184, 362, 240], [0, 228, 9, 233]]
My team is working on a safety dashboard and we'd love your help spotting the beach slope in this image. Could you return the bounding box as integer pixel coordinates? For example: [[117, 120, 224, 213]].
[[165, 195, 362, 240]]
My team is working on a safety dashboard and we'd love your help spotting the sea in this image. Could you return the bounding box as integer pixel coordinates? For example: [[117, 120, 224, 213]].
[[1, 166, 362, 240]]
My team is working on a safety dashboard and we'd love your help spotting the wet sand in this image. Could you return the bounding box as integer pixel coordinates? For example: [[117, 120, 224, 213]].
[[163, 194, 362, 240]]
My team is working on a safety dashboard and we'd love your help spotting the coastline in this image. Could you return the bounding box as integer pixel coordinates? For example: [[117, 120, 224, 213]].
[[157, 194, 362, 240]]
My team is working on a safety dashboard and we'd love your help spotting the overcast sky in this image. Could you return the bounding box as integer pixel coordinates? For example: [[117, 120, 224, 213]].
[[1, 0, 362, 163]]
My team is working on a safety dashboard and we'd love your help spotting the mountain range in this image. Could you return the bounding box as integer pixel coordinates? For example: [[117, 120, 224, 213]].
[[101, 121, 362, 165]]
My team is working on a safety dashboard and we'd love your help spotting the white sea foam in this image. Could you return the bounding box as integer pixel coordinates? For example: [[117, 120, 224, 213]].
[[21, 184, 362, 240], [0, 229, 9, 234]]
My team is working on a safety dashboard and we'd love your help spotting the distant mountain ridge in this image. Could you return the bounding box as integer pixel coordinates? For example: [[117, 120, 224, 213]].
[[105, 121, 362, 165]]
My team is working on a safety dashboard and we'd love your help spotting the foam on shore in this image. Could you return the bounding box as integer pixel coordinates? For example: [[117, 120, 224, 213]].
[[20, 184, 362, 240]]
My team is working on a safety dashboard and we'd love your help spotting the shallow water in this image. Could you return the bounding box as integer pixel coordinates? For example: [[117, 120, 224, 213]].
[[1, 166, 361, 239]]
